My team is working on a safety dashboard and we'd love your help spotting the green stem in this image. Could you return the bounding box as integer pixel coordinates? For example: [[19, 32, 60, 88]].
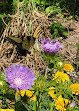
[[36, 93, 42, 111], [43, 0, 46, 11]]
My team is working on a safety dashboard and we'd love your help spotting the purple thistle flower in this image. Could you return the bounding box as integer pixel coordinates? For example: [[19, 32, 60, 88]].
[[70, 103, 75, 108], [42, 38, 63, 54], [5, 64, 36, 91]]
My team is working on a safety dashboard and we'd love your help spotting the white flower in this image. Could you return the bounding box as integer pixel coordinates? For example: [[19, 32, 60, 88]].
[[58, 62, 63, 66], [0, 81, 3, 86]]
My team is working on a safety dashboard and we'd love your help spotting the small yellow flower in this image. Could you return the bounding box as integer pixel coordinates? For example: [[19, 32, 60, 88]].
[[16, 90, 35, 97], [48, 90, 56, 100], [63, 64, 74, 72], [48, 87, 56, 100], [55, 95, 69, 111], [49, 87, 55, 90], [20, 90, 26, 97], [56, 105, 66, 111], [0, 109, 15, 111], [70, 83, 79, 95], [53, 71, 69, 83], [30, 95, 36, 102], [26, 90, 34, 97], [64, 98, 70, 107], [55, 95, 64, 107]]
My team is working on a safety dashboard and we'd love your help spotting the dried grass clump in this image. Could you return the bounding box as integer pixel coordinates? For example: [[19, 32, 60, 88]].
[[0, 7, 52, 74], [1, 10, 52, 39]]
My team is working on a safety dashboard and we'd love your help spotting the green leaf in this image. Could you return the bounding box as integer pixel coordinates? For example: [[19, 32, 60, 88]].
[[0, 13, 8, 19], [76, 43, 79, 48], [15, 92, 21, 102], [63, 32, 68, 37], [54, 28, 58, 32], [41, 1, 46, 5], [34, 0, 40, 4], [45, 6, 53, 13]]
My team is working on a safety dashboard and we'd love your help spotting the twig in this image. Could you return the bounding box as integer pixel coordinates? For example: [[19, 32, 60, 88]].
[[0, 34, 5, 51], [18, 0, 20, 28], [67, 23, 71, 53], [45, 66, 48, 76], [2, 18, 8, 26]]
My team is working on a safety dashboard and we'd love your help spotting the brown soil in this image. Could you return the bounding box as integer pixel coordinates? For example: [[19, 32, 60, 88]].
[[57, 17, 79, 81]]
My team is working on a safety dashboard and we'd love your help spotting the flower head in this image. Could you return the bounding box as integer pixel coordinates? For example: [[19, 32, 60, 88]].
[[42, 38, 63, 54], [53, 71, 69, 83], [48, 87, 56, 100], [30, 95, 36, 102], [70, 102, 75, 108], [0, 81, 3, 86], [55, 95, 69, 111], [49, 87, 55, 90], [0, 109, 15, 111], [26, 90, 34, 97], [16, 89, 34, 97], [20, 90, 26, 97], [70, 83, 79, 95], [5, 64, 36, 91], [63, 64, 74, 72], [58, 62, 63, 67]]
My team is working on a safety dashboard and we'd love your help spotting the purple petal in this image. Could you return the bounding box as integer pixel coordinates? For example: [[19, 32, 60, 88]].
[[70, 103, 75, 108], [42, 38, 63, 54], [5, 64, 36, 91]]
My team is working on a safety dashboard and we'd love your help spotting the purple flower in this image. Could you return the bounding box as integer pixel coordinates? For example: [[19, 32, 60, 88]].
[[5, 64, 36, 91], [70, 103, 75, 108], [42, 38, 63, 54]]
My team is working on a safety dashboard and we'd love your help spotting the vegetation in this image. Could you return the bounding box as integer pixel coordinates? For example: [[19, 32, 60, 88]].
[[50, 22, 68, 39]]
